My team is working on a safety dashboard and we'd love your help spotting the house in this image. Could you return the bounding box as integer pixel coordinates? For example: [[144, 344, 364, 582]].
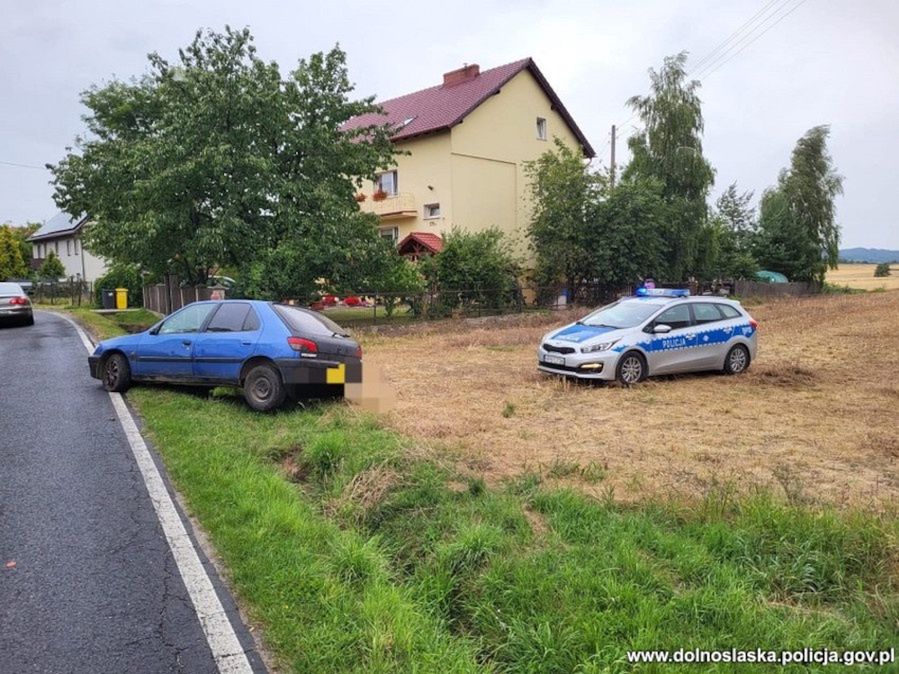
[[27, 212, 108, 282], [344, 58, 594, 257]]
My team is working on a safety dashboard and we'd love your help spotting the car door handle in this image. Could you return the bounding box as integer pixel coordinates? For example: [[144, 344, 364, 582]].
[[182, 340, 192, 346], [241, 340, 252, 346]]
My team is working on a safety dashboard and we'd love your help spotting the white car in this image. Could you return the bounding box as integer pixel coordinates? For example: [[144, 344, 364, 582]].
[[538, 289, 758, 385]]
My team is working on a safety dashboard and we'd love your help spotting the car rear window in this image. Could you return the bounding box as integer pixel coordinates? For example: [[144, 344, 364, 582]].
[[719, 304, 742, 319], [0, 283, 24, 295], [272, 304, 348, 337]]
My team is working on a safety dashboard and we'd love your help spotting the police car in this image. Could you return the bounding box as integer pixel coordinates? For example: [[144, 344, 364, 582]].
[[538, 289, 758, 385]]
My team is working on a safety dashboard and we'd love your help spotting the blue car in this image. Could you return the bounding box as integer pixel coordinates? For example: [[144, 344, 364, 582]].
[[88, 300, 362, 411]]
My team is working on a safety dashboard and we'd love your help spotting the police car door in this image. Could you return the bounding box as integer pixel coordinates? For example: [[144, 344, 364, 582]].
[[646, 303, 697, 375], [690, 302, 732, 370]]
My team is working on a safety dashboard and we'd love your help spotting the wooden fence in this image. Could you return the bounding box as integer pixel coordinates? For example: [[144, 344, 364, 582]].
[[733, 280, 815, 298], [142, 276, 227, 315]]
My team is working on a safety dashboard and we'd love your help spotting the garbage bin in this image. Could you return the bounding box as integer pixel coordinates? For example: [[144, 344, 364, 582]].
[[115, 288, 128, 310], [101, 289, 115, 310]]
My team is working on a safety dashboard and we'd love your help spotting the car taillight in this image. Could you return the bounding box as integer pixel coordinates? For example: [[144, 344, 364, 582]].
[[287, 336, 317, 353], [9, 296, 28, 306], [354, 345, 363, 359], [749, 317, 759, 329]]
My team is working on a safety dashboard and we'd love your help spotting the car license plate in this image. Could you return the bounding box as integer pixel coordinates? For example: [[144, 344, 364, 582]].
[[544, 354, 565, 366]]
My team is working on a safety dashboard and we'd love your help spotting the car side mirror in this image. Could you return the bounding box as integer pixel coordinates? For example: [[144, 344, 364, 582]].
[[652, 324, 672, 334]]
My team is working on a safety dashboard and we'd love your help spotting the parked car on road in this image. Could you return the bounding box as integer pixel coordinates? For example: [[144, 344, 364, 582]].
[[0, 282, 34, 326], [538, 289, 758, 385], [88, 300, 362, 411]]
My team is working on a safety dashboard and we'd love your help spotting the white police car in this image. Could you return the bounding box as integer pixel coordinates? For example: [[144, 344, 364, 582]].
[[538, 289, 758, 385]]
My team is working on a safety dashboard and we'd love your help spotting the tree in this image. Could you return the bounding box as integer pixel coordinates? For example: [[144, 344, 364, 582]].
[[40, 251, 66, 279], [623, 52, 715, 281], [421, 228, 520, 315], [874, 262, 891, 277], [755, 126, 843, 283], [3, 223, 39, 267], [710, 183, 759, 280], [0, 225, 28, 280], [49, 27, 397, 297], [586, 179, 668, 289], [374, 254, 425, 317], [526, 139, 604, 296]]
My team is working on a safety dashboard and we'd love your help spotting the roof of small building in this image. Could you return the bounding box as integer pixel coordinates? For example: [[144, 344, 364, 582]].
[[28, 212, 89, 241], [397, 232, 444, 255], [343, 58, 594, 157]]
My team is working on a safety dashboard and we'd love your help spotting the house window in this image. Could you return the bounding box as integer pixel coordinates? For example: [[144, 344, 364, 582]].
[[66, 240, 71, 256], [74, 238, 80, 255], [379, 226, 399, 243], [375, 170, 398, 196], [536, 117, 547, 140], [423, 203, 441, 219]]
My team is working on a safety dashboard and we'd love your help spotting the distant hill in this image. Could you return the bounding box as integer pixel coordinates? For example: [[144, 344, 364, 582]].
[[838, 248, 899, 263]]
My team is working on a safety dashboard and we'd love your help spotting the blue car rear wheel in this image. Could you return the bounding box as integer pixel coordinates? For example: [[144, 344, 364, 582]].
[[244, 363, 286, 412]]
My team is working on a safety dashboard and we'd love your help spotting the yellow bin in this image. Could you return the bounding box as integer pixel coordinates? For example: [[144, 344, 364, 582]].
[[115, 288, 128, 310]]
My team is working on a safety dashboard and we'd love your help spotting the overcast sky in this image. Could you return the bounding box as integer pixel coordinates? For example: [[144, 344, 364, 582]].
[[2, 0, 897, 248]]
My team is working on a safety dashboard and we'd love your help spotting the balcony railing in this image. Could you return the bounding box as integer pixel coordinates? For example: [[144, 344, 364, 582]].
[[359, 192, 417, 220]]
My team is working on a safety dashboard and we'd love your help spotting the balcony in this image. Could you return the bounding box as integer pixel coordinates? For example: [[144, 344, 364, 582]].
[[359, 192, 417, 220]]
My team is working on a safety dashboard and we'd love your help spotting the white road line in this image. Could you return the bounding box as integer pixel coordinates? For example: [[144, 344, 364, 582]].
[[54, 312, 254, 674]]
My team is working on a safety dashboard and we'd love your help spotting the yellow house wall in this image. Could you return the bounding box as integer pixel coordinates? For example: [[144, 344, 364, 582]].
[[368, 133, 453, 242], [449, 69, 582, 255]]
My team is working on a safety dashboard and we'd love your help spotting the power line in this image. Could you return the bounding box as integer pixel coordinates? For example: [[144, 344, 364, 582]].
[[0, 159, 47, 170], [689, 0, 790, 73], [693, 0, 810, 81], [603, 0, 811, 164], [607, 0, 796, 137]]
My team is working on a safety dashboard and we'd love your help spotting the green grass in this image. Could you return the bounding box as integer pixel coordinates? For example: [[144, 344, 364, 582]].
[[58, 307, 159, 341], [73, 310, 899, 673]]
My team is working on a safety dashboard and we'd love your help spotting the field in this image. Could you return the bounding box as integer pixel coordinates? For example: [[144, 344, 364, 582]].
[[363, 291, 899, 507], [827, 263, 899, 290]]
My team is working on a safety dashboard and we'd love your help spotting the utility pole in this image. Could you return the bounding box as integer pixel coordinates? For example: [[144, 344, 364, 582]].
[[610, 124, 617, 188]]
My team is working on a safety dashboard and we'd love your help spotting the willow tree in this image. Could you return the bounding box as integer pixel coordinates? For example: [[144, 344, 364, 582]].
[[754, 126, 843, 283], [623, 52, 715, 281]]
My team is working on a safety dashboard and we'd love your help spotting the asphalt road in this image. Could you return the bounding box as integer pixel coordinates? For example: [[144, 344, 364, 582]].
[[0, 312, 266, 674]]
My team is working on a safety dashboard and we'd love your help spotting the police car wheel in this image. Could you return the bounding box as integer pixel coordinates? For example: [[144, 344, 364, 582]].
[[724, 345, 750, 375], [616, 352, 646, 385]]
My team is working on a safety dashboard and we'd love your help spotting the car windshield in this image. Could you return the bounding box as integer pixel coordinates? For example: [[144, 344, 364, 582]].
[[580, 300, 662, 329]]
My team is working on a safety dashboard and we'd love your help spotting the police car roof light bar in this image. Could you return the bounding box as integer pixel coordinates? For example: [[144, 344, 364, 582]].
[[635, 287, 690, 298]]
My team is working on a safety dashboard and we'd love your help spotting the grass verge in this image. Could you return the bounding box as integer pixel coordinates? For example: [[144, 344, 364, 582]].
[[75, 310, 899, 672]]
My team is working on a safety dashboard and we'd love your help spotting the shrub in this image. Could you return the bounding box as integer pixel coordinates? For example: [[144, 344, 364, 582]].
[[421, 228, 521, 317], [94, 264, 144, 307], [874, 262, 891, 277]]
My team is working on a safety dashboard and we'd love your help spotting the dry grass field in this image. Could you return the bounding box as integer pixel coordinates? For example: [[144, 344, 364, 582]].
[[827, 263, 899, 290], [362, 291, 899, 507]]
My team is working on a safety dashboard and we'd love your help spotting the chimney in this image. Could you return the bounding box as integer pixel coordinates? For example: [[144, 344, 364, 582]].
[[443, 63, 480, 87]]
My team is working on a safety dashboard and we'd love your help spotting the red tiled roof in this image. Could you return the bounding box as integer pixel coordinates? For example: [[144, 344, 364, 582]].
[[344, 58, 594, 157], [397, 232, 444, 255]]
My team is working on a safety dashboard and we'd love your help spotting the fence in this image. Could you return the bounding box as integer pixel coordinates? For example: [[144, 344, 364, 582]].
[[31, 279, 93, 306], [308, 282, 636, 328], [143, 276, 228, 314], [732, 280, 815, 298]]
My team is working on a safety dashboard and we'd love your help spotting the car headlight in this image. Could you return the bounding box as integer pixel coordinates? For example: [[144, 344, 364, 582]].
[[581, 340, 618, 354]]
